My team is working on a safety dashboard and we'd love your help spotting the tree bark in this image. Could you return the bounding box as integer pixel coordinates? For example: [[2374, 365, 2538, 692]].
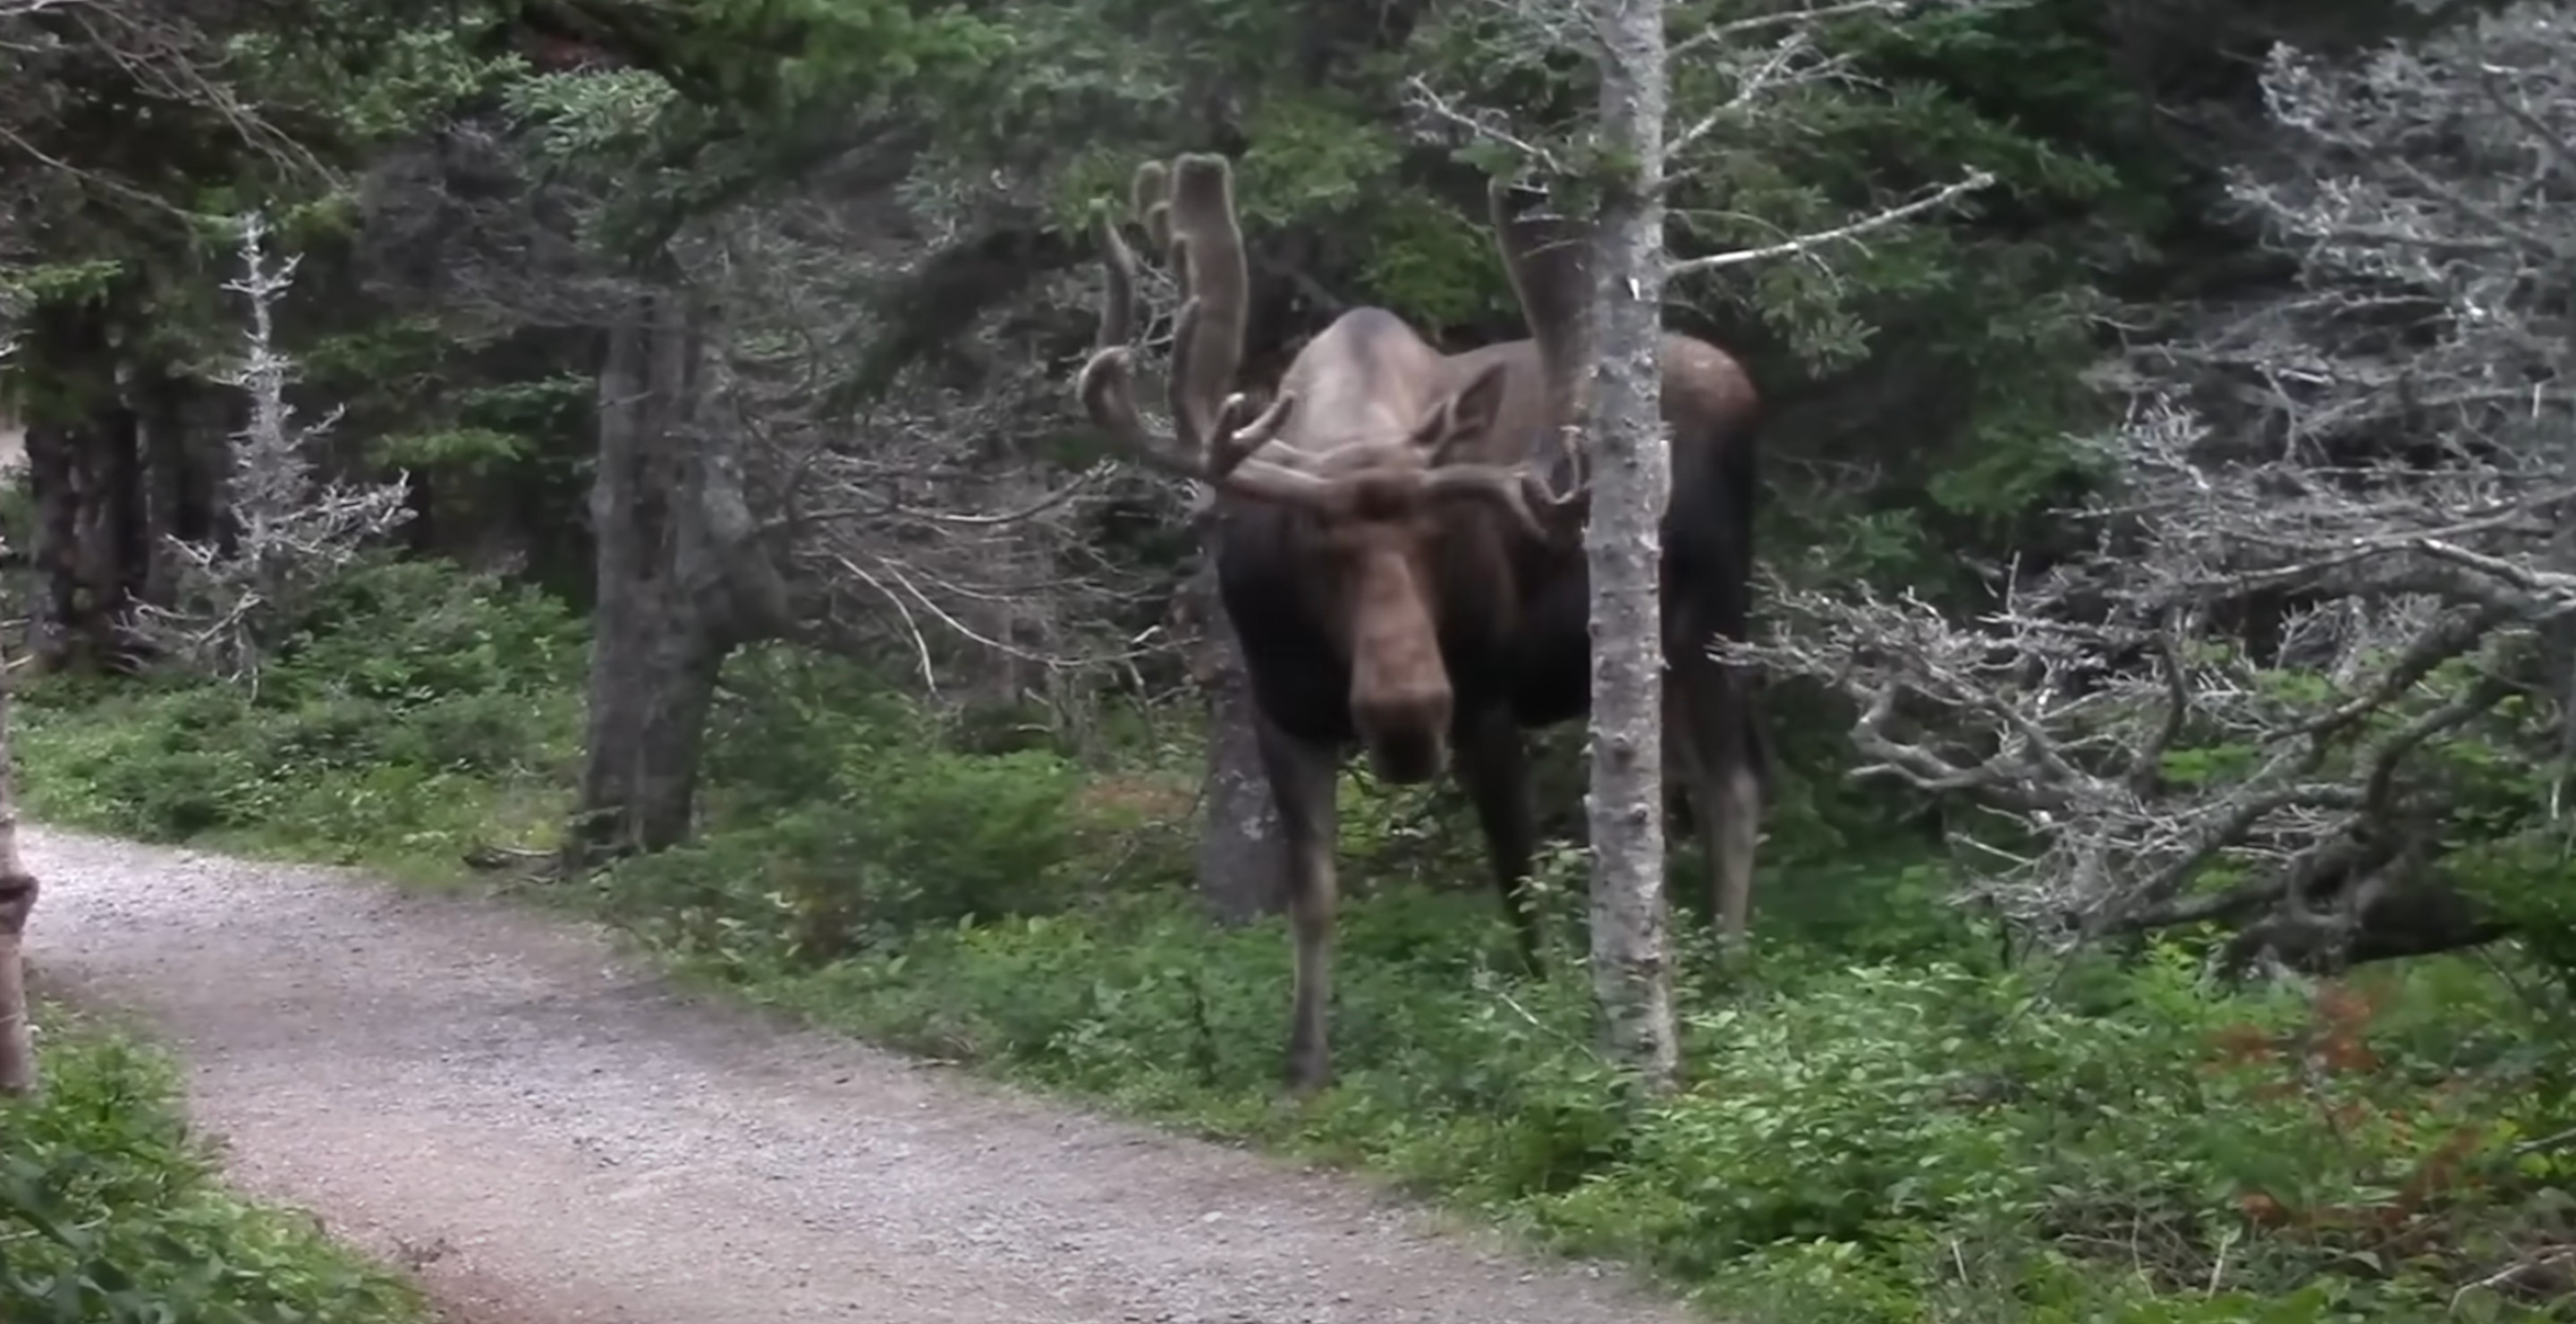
[[14, 309, 160, 675], [1182, 555, 1288, 923], [562, 282, 791, 871], [1583, 0, 1681, 1090], [137, 367, 191, 610], [22, 403, 145, 675], [21, 417, 84, 669], [131, 364, 226, 614]]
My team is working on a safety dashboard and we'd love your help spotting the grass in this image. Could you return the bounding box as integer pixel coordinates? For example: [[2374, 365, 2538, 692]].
[[0, 998, 428, 1324]]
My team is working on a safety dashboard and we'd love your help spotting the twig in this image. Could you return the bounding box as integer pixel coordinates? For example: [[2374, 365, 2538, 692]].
[[1666, 170, 1996, 276]]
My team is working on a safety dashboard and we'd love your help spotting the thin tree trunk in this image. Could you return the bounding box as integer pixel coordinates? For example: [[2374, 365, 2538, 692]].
[[136, 366, 195, 610], [21, 419, 81, 670], [99, 370, 147, 621], [1182, 556, 1287, 922], [1584, 0, 1681, 1090], [0, 624, 38, 1095], [77, 403, 144, 665]]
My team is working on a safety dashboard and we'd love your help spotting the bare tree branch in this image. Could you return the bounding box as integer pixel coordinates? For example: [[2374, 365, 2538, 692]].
[[1401, 0, 2002, 288], [1665, 168, 1995, 274], [1721, 1, 2576, 966]]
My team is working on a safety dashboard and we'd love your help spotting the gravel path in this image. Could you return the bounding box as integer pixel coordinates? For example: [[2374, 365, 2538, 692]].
[[24, 826, 1703, 1324]]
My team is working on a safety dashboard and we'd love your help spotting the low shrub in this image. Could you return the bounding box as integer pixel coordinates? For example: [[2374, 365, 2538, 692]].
[[16, 555, 2576, 1324], [732, 910, 2576, 1324], [0, 1005, 425, 1323], [15, 556, 581, 864]]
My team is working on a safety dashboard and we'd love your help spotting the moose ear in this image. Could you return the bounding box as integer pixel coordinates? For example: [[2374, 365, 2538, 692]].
[[1410, 360, 1511, 461]]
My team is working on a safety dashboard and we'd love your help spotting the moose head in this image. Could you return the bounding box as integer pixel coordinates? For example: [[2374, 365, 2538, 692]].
[[1078, 154, 1580, 783]]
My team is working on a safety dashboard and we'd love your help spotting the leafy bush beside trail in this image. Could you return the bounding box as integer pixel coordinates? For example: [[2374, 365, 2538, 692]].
[[0, 1004, 427, 1324], [734, 904, 2576, 1324], [17, 555, 582, 870], [14, 558, 2576, 1324]]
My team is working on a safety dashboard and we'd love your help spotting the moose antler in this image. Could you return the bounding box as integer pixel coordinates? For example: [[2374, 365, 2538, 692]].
[[1076, 155, 1581, 538], [1488, 178, 1597, 513], [1419, 449, 1581, 541], [1077, 154, 1312, 501]]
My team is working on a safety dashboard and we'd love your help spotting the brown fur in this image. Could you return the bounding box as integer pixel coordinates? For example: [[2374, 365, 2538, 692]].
[[1075, 157, 1767, 1093]]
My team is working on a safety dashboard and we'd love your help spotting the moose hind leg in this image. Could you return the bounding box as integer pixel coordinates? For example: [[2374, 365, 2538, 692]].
[[1254, 709, 1343, 1094], [1670, 656, 1767, 950], [1452, 706, 1544, 972]]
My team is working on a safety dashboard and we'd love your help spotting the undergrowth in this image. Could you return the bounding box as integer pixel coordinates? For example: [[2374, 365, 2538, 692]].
[[0, 1003, 427, 1323], [15, 554, 580, 873], [14, 556, 2576, 1323]]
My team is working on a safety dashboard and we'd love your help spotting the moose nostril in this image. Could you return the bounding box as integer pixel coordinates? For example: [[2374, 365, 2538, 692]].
[[1363, 726, 1446, 785], [1352, 682, 1451, 785]]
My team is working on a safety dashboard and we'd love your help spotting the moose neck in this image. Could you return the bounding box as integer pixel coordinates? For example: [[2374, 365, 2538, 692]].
[[1345, 544, 1452, 785]]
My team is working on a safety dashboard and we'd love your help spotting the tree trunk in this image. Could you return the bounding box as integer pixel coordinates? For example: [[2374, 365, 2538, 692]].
[[572, 608, 728, 858], [131, 365, 225, 614], [21, 404, 144, 674], [91, 389, 146, 630], [14, 302, 155, 672], [1181, 556, 1287, 923], [0, 615, 38, 1096], [21, 419, 81, 669], [137, 369, 191, 610], [1583, 0, 1681, 1090], [562, 283, 791, 871], [18, 346, 156, 674]]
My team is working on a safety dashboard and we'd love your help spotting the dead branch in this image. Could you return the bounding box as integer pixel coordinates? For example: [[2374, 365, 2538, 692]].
[[128, 213, 412, 683], [1716, 4, 2576, 967], [1665, 169, 1996, 274]]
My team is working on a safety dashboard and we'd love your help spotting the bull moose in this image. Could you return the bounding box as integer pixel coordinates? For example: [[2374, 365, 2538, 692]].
[[1075, 153, 1768, 1092]]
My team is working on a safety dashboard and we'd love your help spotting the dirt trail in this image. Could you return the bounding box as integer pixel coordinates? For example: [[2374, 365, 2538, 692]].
[[24, 826, 1702, 1324]]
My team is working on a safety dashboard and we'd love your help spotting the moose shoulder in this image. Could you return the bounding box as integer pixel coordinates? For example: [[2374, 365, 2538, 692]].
[[1075, 153, 1768, 1093]]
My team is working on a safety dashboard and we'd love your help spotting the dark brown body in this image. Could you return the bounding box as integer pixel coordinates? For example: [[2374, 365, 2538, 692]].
[[1075, 157, 1767, 1092]]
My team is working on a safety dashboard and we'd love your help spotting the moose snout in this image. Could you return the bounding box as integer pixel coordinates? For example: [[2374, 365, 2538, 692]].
[[1352, 683, 1451, 785]]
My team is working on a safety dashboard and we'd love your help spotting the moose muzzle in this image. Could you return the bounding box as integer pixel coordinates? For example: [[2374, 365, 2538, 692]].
[[1347, 550, 1453, 785]]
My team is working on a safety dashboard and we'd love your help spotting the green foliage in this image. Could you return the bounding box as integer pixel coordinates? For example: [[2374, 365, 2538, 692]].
[[1230, 92, 1402, 228], [594, 646, 1143, 968], [21, 553, 2576, 1324], [15, 557, 581, 862], [487, 0, 1014, 258], [368, 425, 533, 474], [225, 6, 530, 147], [293, 324, 583, 487], [1353, 192, 1522, 332], [504, 69, 680, 162], [703, 898, 2576, 1324], [1, 1009, 425, 1323], [0, 260, 127, 310]]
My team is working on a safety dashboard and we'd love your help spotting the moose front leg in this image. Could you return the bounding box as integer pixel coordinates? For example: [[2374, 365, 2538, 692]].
[[1452, 705, 1545, 972], [1252, 709, 1343, 1094]]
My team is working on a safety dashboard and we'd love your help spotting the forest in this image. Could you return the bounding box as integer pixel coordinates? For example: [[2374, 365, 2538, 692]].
[[2, 0, 2572, 1320]]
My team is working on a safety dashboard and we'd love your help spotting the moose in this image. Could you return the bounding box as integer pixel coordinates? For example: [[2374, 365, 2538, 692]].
[[1076, 153, 1767, 1092]]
